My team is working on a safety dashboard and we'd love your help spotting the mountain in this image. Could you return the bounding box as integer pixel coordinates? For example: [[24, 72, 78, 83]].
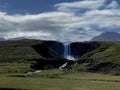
[[8, 37, 26, 40], [91, 32, 120, 41], [0, 38, 5, 41]]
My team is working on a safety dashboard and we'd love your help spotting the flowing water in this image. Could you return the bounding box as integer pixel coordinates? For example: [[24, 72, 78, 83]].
[[59, 42, 75, 69], [59, 62, 68, 70], [63, 42, 75, 60]]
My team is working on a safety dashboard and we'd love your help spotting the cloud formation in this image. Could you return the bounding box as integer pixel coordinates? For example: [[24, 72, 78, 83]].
[[55, 0, 105, 12], [0, 0, 120, 42]]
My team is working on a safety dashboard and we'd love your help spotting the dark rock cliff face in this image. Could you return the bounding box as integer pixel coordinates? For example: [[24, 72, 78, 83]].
[[31, 41, 66, 70], [44, 41, 64, 57], [31, 59, 66, 70], [70, 42, 100, 59]]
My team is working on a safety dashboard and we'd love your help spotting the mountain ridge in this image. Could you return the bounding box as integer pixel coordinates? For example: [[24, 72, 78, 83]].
[[91, 32, 120, 41], [0, 38, 5, 41]]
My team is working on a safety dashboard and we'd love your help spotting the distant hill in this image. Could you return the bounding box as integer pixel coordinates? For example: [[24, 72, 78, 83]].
[[8, 37, 26, 40], [0, 38, 5, 41], [91, 32, 120, 41]]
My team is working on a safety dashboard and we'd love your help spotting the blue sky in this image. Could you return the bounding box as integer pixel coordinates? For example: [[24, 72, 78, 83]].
[[0, 0, 120, 41], [0, 0, 120, 14], [0, 0, 82, 14]]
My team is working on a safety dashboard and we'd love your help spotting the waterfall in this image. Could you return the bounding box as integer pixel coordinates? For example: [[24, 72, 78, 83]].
[[63, 42, 74, 60]]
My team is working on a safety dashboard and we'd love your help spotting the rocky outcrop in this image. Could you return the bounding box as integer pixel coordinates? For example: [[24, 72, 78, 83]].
[[31, 42, 66, 70], [44, 41, 64, 57], [70, 42, 100, 59]]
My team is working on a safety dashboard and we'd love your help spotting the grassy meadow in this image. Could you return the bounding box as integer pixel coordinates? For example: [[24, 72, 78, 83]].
[[0, 69, 120, 90]]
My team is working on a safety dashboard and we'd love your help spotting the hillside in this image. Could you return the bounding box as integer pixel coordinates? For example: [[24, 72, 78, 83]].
[[0, 39, 66, 71], [1, 39, 120, 75], [71, 42, 120, 75], [91, 32, 120, 41]]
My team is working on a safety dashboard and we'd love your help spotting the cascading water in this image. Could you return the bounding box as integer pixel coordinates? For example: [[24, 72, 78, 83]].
[[63, 42, 75, 60], [59, 42, 75, 70], [59, 62, 68, 70]]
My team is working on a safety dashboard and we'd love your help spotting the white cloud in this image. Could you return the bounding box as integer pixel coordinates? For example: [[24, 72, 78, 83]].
[[83, 9, 120, 28], [55, 0, 105, 12], [106, 0, 120, 9], [0, 12, 82, 41], [0, 0, 120, 42], [84, 9, 120, 16]]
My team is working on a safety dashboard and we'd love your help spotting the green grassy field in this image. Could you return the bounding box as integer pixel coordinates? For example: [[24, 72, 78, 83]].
[[0, 69, 120, 90]]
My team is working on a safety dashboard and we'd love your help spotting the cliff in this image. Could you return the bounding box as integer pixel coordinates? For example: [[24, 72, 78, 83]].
[[70, 42, 100, 59]]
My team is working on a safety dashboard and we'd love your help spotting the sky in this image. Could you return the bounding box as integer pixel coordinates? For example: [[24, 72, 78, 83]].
[[0, 0, 120, 42]]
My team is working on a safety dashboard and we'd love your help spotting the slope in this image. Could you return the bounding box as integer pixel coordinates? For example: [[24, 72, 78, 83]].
[[0, 39, 66, 72], [71, 42, 120, 75], [91, 32, 120, 41]]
